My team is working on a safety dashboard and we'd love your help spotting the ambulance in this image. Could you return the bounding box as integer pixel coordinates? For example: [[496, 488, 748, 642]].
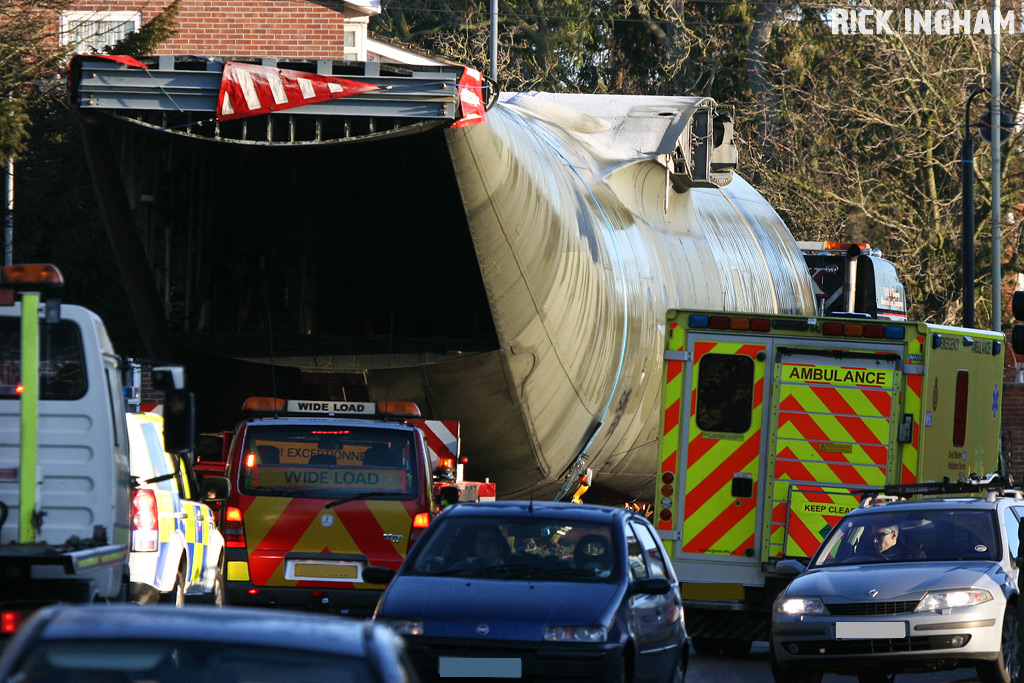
[[654, 308, 1006, 654], [219, 398, 438, 615]]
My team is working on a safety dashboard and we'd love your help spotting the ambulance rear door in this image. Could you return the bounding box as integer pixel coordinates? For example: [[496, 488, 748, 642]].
[[763, 345, 903, 561], [672, 332, 769, 587]]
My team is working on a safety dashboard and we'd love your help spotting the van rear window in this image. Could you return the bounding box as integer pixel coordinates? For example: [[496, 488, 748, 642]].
[[0, 319, 86, 400], [238, 425, 418, 499]]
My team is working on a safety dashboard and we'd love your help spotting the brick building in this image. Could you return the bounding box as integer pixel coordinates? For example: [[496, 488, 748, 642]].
[[1002, 332, 1024, 481], [61, 0, 443, 65]]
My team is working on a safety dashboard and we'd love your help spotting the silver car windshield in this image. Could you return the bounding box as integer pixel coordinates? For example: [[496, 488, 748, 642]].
[[811, 509, 999, 567]]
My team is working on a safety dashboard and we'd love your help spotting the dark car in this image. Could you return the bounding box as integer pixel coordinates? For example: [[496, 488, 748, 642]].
[[0, 604, 419, 682], [370, 501, 689, 682]]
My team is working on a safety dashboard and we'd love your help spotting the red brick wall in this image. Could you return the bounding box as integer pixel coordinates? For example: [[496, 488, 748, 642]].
[[69, 0, 352, 58], [1003, 331, 1024, 482]]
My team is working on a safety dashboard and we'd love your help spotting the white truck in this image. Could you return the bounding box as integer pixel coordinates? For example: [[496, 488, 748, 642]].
[[0, 264, 195, 633]]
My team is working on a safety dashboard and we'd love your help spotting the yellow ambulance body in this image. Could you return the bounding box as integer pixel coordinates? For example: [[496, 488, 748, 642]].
[[655, 309, 1005, 651]]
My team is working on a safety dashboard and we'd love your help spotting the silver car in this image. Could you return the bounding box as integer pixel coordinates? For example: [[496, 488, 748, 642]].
[[770, 484, 1024, 683]]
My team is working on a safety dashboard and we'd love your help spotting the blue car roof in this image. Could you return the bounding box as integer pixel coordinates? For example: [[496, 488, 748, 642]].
[[32, 605, 378, 657], [442, 500, 634, 523]]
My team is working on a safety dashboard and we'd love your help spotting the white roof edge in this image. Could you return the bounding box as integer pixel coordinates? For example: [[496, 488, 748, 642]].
[[366, 38, 447, 66]]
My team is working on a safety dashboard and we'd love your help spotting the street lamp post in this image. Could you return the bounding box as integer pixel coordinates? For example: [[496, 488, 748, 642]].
[[963, 86, 985, 329]]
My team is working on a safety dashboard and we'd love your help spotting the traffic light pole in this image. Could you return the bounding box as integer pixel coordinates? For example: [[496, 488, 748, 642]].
[[991, 8, 1002, 333], [963, 87, 984, 330]]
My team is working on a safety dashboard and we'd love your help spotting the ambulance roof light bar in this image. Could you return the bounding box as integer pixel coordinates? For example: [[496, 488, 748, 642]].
[[241, 397, 421, 419], [687, 313, 905, 339]]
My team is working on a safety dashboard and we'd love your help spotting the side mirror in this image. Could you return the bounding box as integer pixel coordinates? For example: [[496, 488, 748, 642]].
[[163, 389, 195, 454], [200, 476, 230, 503], [775, 559, 807, 577], [632, 577, 672, 596], [363, 566, 397, 585]]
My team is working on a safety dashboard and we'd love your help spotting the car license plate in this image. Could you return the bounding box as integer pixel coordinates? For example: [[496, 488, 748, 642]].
[[290, 561, 359, 580], [835, 621, 907, 639], [438, 657, 522, 678]]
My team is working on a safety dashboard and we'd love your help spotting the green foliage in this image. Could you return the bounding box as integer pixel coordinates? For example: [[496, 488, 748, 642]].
[[0, 0, 76, 163], [108, 0, 181, 57], [2, 0, 183, 354], [741, 1, 1024, 326]]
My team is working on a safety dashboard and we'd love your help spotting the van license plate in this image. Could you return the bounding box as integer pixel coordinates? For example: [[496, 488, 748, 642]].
[[292, 562, 358, 579], [438, 657, 522, 678]]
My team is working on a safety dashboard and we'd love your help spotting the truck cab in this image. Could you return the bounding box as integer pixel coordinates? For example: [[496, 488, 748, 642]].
[[0, 265, 131, 630], [219, 398, 436, 615]]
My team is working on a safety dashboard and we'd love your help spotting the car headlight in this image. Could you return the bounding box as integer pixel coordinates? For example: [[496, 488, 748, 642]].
[[774, 596, 828, 616], [378, 618, 424, 636], [543, 626, 608, 642], [914, 590, 993, 612]]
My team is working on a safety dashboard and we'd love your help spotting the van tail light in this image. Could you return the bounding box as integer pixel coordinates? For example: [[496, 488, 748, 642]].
[[408, 511, 432, 550], [224, 506, 247, 548], [131, 489, 159, 552], [1, 609, 31, 635]]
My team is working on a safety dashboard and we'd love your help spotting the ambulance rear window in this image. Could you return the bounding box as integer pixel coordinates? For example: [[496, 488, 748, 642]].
[[0, 319, 86, 400], [695, 353, 754, 433], [238, 425, 418, 498]]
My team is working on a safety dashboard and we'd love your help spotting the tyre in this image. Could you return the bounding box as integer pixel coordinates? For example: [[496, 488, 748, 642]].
[[160, 564, 186, 607], [691, 637, 720, 655], [978, 607, 1021, 683], [769, 638, 823, 683], [188, 560, 226, 607], [668, 651, 686, 683]]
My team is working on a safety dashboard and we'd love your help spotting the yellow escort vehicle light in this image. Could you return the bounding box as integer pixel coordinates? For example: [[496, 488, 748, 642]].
[[242, 397, 286, 413], [0, 264, 64, 289], [377, 401, 421, 418]]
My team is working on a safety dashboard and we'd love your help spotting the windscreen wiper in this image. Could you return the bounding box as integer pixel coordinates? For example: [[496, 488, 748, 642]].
[[325, 491, 382, 509]]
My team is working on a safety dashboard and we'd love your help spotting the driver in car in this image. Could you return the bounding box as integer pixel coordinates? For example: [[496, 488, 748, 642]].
[[863, 522, 923, 561]]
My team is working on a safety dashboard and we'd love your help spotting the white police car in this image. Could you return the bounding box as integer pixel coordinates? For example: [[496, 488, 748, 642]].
[[128, 412, 227, 605]]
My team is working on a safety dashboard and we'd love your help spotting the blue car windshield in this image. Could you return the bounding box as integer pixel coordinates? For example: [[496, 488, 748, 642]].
[[811, 509, 999, 567], [408, 516, 620, 582]]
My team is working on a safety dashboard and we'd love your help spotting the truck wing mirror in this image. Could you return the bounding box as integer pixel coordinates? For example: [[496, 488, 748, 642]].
[[163, 389, 195, 454], [200, 476, 230, 503]]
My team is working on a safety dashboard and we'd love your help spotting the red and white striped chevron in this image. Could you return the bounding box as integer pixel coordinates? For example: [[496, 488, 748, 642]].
[[216, 61, 379, 122]]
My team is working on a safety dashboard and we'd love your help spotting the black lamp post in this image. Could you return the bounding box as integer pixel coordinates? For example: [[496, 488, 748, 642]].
[[962, 85, 985, 329]]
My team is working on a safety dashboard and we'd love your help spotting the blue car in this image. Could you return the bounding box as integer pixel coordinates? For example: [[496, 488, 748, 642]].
[[369, 501, 689, 682], [0, 604, 419, 682]]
